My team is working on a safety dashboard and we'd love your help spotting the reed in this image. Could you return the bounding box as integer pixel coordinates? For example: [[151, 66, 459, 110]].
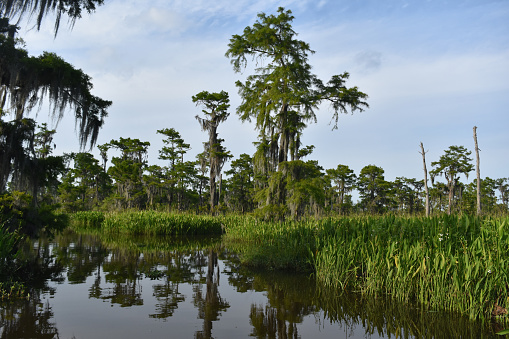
[[222, 216, 320, 271], [313, 215, 509, 321], [0, 282, 26, 300], [70, 210, 224, 236], [0, 223, 29, 300]]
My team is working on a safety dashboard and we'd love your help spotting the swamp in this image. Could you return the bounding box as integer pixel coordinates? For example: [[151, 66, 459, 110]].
[[1, 3, 509, 338], [1, 213, 508, 338]]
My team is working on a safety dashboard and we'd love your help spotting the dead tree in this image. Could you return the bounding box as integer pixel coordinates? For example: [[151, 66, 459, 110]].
[[420, 142, 430, 217], [473, 126, 481, 215]]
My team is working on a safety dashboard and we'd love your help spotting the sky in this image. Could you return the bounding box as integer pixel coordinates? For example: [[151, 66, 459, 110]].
[[13, 0, 509, 195]]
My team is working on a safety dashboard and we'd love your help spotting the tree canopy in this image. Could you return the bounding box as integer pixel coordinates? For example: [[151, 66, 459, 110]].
[[431, 145, 474, 214], [226, 7, 368, 167]]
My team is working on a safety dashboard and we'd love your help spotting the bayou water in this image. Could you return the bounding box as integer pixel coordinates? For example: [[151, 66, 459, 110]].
[[0, 230, 503, 338]]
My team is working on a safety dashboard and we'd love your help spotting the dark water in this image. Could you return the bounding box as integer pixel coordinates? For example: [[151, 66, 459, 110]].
[[0, 230, 504, 338]]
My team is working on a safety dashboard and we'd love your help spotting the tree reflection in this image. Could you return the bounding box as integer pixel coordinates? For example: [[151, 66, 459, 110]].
[[194, 249, 230, 339], [250, 304, 299, 339], [244, 272, 316, 339], [150, 281, 185, 319], [1, 232, 500, 338], [0, 296, 58, 338]]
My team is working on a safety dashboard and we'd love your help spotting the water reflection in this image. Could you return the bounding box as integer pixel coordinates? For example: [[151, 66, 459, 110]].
[[0, 230, 503, 338], [0, 298, 58, 338], [194, 249, 230, 338]]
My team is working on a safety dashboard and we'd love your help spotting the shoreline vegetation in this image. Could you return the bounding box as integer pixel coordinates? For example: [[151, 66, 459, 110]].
[[67, 210, 509, 322]]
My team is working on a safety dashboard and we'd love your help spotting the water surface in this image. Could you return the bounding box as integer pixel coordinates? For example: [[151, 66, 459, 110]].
[[0, 231, 502, 338]]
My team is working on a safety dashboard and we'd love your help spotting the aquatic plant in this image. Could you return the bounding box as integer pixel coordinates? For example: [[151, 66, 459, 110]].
[[313, 215, 509, 321], [70, 210, 223, 236], [223, 214, 509, 321], [222, 216, 321, 271]]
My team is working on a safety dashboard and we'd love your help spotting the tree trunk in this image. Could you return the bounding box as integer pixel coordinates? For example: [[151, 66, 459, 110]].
[[473, 126, 481, 216], [209, 167, 216, 212], [420, 142, 430, 217], [447, 180, 454, 215], [209, 125, 218, 212]]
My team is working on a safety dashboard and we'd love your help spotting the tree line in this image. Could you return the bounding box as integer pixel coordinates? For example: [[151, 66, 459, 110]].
[[2, 117, 507, 219]]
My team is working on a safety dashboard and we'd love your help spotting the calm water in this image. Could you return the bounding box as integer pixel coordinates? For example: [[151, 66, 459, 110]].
[[0, 230, 503, 338]]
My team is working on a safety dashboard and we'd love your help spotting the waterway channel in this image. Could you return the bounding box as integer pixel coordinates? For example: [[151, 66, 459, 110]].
[[0, 230, 504, 338]]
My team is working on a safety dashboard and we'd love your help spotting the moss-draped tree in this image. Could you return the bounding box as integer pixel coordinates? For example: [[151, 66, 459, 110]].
[[0, 19, 111, 196], [225, 7, 368, 215], [192, 90, 231, 212]]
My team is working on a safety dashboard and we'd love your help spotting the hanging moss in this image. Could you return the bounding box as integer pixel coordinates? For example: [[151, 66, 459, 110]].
[[1, 29, 111, 149]]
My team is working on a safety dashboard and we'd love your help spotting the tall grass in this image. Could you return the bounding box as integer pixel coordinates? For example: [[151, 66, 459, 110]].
[[0, 223, 28, 300], [224, 215, 509, 321], [70, 210, 224, 236], [222, 216, 320, 271], [313, 215, 509, 321]]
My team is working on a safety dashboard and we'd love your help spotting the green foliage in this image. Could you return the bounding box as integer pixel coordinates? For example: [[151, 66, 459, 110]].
[[70, 210, 224, 236], [0, 222, 29, 300], [357, 165, 391, 214], [313, 215, 509, 321], [156, 128, 195, 210], [0, 191, 32, 231], [0, 223, 23, 279], [0, 281, 26, 300], [390, 177, 424, 215], [222, 216, 317, 271], [226, 7, 368, 215], [326, 164, 357, 215], [431, 145, 474, 215], [226, 6, 367, 156], [281, 160, 325, 219], [461, 177, 500, 215], [0, 191, 66, 235], [59, 152, 112, 211], [225, 153, 254, 213], [0, 29, 111, 148], [103, 137, 150, 209], [224, 214, 509, 321]]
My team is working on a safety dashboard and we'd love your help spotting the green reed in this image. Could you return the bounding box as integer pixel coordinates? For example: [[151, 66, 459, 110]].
[[313, 215, 509, 321], [70, 211, 224, 236], [222, 216, 320, 271], [222, 214, 508, 321]]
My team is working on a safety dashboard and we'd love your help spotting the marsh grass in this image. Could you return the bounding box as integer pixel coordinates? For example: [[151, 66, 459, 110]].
[[224, 214, 509, 321], [0, 224, 29, 300], [222, 215, 319, 271], [70, 211, 223, 236], [313, 215, 509, 321], [0, 282, 26, 300]]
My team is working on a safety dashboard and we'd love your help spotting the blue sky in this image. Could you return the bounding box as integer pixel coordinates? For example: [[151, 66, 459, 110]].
[[16, 0, 509, 196]]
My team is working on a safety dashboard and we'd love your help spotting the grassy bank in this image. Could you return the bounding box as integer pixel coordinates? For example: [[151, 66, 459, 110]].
[[70, 210, 224, 236], [224, 215, 509, 321]]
